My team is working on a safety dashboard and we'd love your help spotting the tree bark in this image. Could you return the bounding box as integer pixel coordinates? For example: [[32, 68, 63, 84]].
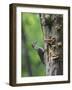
[[40, 14, 63, 76]]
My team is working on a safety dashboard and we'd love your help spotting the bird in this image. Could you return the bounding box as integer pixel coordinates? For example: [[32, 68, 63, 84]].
[[32, 41, 45, 64]]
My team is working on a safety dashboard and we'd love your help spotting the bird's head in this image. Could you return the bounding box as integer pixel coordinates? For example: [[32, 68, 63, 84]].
[[32, 41, 37, 48]]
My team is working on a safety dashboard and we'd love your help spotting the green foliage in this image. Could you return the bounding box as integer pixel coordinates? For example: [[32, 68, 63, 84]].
[[21, 13, 45, 77]]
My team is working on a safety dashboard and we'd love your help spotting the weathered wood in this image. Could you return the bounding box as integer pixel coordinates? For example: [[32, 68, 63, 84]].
[[40, 14, 63, 75]]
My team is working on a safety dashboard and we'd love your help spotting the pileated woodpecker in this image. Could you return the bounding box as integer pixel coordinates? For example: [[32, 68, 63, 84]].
[[32, 41, 45, 64]]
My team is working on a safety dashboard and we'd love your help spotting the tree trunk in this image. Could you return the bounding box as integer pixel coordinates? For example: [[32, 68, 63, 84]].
[[40, 14, 63, 75]]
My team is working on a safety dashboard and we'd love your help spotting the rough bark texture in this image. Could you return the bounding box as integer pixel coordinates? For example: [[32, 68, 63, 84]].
[[40, 14, 63, 76]]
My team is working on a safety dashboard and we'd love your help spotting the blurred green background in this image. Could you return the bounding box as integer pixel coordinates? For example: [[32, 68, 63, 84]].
[[21, 13, 45, 77]]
